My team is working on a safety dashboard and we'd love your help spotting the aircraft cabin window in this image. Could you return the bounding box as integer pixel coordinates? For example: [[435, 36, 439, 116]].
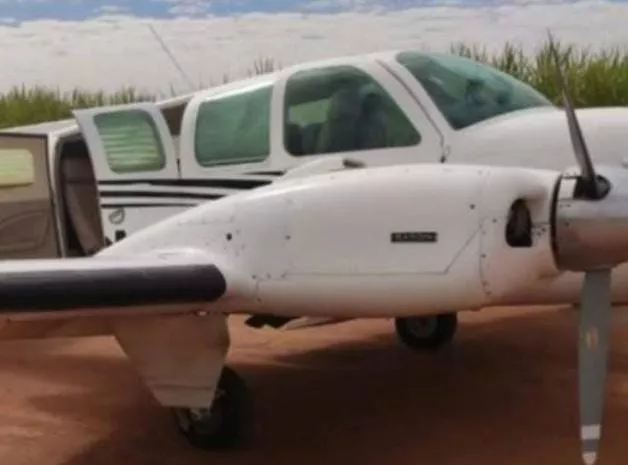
[[0, 149, 34, 187], [395, 51, 554, 130], [283, 65, 421, 156], [94, 110, 166, 173], [195, 85, 272, 167]]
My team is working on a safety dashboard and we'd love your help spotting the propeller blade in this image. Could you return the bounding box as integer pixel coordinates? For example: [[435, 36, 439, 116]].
[[578, 268, 612, 465], [547, 31, 600, 198]]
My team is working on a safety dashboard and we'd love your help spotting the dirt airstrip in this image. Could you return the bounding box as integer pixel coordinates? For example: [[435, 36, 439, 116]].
[[1, 307, 628, 465]]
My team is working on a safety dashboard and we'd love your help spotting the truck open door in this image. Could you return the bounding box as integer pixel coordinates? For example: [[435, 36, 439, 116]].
[[72, 103, 181, 245], [0, 134, 58, 258]]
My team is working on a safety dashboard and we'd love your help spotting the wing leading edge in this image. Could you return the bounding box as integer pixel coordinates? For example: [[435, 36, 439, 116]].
[[0, 255, 226, 316]]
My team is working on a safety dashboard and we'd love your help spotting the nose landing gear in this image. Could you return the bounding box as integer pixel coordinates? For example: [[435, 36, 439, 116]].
[[394, 313, 458, 350]]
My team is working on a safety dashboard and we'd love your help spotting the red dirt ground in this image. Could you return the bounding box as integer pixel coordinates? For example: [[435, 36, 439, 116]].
[[1, 307, 628, 465]]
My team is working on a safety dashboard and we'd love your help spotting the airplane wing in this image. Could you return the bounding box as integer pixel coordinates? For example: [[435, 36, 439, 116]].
[[0, 253, 233, 411], [0, 255, 226, 317]]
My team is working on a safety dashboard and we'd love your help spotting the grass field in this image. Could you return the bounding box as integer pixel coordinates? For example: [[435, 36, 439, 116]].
[[1, 38, 628, 130]]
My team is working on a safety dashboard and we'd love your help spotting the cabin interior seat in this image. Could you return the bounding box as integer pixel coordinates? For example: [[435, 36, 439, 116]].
[[355, 91, 390, 150], [59, 138, 104, 256], [315, 86, 363, 154]]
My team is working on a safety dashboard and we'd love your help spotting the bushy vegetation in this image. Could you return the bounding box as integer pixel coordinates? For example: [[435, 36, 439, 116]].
[[1, 38, 628, 130]]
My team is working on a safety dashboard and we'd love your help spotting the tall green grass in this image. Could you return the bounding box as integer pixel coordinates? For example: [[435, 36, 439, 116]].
[[450, 39, 628, 107], [0, 86, 155, 129], [2, 38, 628, 130]]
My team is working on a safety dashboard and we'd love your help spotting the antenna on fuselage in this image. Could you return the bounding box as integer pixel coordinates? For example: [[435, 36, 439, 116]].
[[147, 23, 197, 93]]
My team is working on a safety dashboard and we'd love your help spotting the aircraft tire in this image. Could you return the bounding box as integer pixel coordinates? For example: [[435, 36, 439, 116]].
[[171, 366, 253, 450], [394, 313, 458, 350]]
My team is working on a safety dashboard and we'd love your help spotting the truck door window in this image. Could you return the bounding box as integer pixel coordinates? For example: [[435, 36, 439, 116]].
[[194, 84, 272, 167], [283, 65, 421, 156]]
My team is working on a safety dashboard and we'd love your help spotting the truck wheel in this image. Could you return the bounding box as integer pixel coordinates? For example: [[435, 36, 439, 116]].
[[172, 366, 253, 450], [394, 313, 458, 350]]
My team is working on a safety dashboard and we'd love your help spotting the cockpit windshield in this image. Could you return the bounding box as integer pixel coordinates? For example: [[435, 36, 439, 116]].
[[395, 51, 554, 130]]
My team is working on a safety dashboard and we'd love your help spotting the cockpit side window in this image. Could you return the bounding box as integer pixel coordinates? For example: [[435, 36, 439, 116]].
[[395, 51, 553, 130], [283, 65, 421, 156]]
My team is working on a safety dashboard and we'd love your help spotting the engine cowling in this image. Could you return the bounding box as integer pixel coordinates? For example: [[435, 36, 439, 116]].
[[244, 164, 564, 317]]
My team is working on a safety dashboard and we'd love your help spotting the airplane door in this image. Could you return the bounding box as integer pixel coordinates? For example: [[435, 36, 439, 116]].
[[0, 134, 58, 258], [73, 103, 181, 245]]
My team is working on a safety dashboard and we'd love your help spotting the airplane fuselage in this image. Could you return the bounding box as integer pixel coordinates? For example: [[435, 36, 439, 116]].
[[4, 48, 628, 316]]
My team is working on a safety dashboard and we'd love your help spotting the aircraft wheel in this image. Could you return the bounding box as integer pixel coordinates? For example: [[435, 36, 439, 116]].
[[394, 313, 458, 350], [172, 366, 253, 450]]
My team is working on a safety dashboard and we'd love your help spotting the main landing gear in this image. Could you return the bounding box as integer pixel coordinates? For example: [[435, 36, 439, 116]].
[[394, 313, 458, 350], [172, 366, 253, 450], [170, 314, 457, 451]]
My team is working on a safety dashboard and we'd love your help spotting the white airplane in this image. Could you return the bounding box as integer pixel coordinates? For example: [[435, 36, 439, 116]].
[[0, 36, 626, 464], [4, 39, 628, 347]]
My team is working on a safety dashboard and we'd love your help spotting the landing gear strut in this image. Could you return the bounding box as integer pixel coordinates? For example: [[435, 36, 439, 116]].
[[172, 366, 253, 450], [394, 313, 458, 350]]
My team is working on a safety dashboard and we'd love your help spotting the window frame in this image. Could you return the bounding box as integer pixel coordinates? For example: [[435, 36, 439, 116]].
[[278, 61, 431, 161], [93, 109, 168, 174], [73, 102, 180, 184]]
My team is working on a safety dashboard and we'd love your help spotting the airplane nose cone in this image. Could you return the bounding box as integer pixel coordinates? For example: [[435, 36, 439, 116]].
[[554, 166, 628, 272]]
